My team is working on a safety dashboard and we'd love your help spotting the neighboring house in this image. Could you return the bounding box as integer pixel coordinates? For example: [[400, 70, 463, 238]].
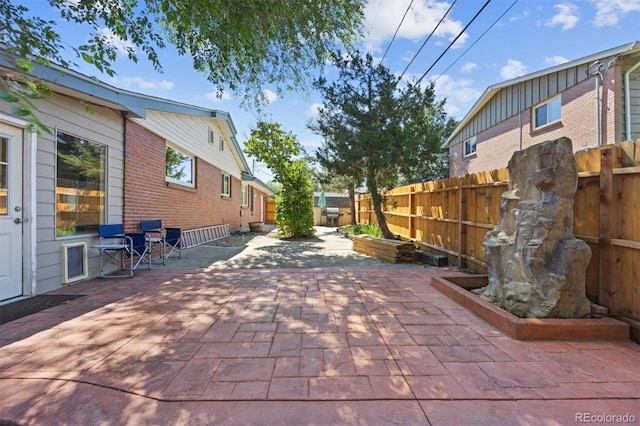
[[0, 54, 272, 301], [445, 41, 640, 177]]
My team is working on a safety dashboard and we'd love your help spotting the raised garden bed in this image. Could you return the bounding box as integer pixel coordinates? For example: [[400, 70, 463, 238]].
[[352, 234, 416, 263], [431, 275, 629, 340]]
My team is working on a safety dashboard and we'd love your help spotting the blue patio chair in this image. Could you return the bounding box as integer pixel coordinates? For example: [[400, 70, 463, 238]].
[[140, 219, 182, 265], [94, 224, 150, 278]]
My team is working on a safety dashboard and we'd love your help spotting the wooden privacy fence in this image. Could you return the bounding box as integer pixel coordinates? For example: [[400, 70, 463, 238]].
[[356, 140, 640, 325], [265, 199, 276, 224]]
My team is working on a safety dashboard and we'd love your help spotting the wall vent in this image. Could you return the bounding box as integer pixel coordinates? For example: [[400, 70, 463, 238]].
[[62, 242, 88, 284]]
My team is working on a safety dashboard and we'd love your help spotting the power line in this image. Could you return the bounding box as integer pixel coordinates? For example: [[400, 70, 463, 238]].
[[414, 0, 492, 86], [433, 0, 520, 83], [368, 0, 384, 35], [398, 0, 457, 80], [380, 0, 414, 64]]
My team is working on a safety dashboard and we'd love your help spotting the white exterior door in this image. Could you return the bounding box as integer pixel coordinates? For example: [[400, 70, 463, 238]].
[[0, 123, 23, 300]]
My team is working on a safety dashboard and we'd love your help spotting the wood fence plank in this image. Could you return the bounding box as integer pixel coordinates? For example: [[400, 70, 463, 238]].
[[598, 146, 621, 307], [620, 140, 636, 167]]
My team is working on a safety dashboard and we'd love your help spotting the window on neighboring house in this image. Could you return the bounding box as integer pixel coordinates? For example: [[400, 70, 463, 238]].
[[241, 184, 248, 206], [166, 145, 194, 187], [222, 173, 231, 197], [464, 137, 477, 157], [208, 128, 216, 145], [533, 96, 561, 129], [220, 138, 225, 151], [56, 130, 106, 236], [250, 187, 255, 212]]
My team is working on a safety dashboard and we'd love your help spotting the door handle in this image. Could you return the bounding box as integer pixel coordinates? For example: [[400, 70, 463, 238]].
[[14, 218, 23, 224]]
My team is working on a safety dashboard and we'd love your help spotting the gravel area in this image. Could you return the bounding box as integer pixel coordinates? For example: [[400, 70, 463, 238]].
[[206, 231, 270, 247]]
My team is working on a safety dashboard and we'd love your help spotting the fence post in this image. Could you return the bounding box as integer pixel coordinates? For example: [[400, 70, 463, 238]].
[[598, 146, 621, 307], [409, 186, 414, 240], [458, 176, 466, 269]]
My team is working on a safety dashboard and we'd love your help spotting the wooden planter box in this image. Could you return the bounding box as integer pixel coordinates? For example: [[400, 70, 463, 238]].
[[352, 234, 417, 263]]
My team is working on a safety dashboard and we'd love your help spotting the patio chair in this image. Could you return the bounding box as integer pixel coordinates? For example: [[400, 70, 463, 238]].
[[94, 224, 150, 278], [140, 219, 182, 265]]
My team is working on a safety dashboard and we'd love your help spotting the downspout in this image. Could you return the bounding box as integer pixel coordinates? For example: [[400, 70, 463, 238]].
[[518, 83, 523, 151], [624, 59, 640, 141], [121, 111, 128, 229], [596, 72, 602, 147]]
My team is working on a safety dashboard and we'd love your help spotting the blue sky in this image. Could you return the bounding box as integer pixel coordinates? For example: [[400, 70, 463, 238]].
[[35, 0, 640, 183]]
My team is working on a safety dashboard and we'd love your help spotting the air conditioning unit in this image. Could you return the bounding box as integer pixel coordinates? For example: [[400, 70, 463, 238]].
[[61, 242, 88, 284]]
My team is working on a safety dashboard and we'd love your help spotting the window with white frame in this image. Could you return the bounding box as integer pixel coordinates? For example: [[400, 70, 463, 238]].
[[463, 137, 477, 157], [533, 96, 561, 129], [221, 173, 231, 197], [241, 184, 248, 206], [166, 145, 194, 187], [56, 130, 106, 236]]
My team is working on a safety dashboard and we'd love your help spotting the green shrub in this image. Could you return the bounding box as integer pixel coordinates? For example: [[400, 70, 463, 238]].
[[342, 223, 383, 238]]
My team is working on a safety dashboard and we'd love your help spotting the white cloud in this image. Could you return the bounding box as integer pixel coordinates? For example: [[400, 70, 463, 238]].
[[263, 89, 278, 104], [301, 138, 324, 153], [545, 55, 569, 66], [501, 60, 527, 80], [363, 0, 467, 53], [430, 74, 482, 118], [306, 103, 322, 120], [461, 62, 477, 73], [509, 9, 531, 22], [112, 76, 174, 90], [204, 90, 232, 102], [546, 3, 580, 30], [589, 0, 640, 26], [97, 27, 136, 56]]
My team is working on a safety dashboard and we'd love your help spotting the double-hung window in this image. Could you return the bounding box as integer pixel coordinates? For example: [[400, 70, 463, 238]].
[[56, 131, 106, 236], [222, 173, 231, 197], [463, 137, 477, 157], [166, 146, 194, 187], [241, 184, 248, 206], [533, 96, 561, 129]]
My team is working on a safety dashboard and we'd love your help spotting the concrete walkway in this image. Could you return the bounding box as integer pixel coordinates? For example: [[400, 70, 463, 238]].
[[0, 228, 638, 425]]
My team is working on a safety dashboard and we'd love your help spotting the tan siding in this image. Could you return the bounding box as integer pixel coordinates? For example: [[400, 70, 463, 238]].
[[131, 111, 245, 178]]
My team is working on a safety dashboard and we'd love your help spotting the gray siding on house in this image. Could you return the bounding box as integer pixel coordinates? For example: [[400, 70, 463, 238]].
[[0, 93, 125, 294], [449, 62, 598, 148], [622, 62, 640, 140]]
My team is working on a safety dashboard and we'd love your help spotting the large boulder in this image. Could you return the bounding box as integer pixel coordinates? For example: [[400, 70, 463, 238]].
[[478, 138, 591, 318]]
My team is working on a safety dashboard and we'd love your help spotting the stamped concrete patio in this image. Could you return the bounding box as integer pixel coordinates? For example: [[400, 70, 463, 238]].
[[1, 228, 638, 425]]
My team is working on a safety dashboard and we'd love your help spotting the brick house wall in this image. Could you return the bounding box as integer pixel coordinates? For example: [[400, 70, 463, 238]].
[[449, 67, 618, 176], [123, 120, 256, 232]]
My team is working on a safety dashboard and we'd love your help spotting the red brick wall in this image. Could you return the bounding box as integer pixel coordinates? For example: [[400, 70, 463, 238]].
[[124, 120, 265, 232], [449, 67, 619, 177]]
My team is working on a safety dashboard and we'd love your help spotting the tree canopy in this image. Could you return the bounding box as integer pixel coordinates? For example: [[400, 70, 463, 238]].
[[0, 0, 366, 130], [310, 51, 454, 239]]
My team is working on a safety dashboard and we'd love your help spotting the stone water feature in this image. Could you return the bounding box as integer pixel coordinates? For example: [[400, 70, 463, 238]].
[[477, 137, 592, 318]]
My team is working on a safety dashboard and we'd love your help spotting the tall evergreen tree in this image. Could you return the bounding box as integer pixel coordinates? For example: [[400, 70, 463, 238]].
[[311, 51, 451, 239]]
